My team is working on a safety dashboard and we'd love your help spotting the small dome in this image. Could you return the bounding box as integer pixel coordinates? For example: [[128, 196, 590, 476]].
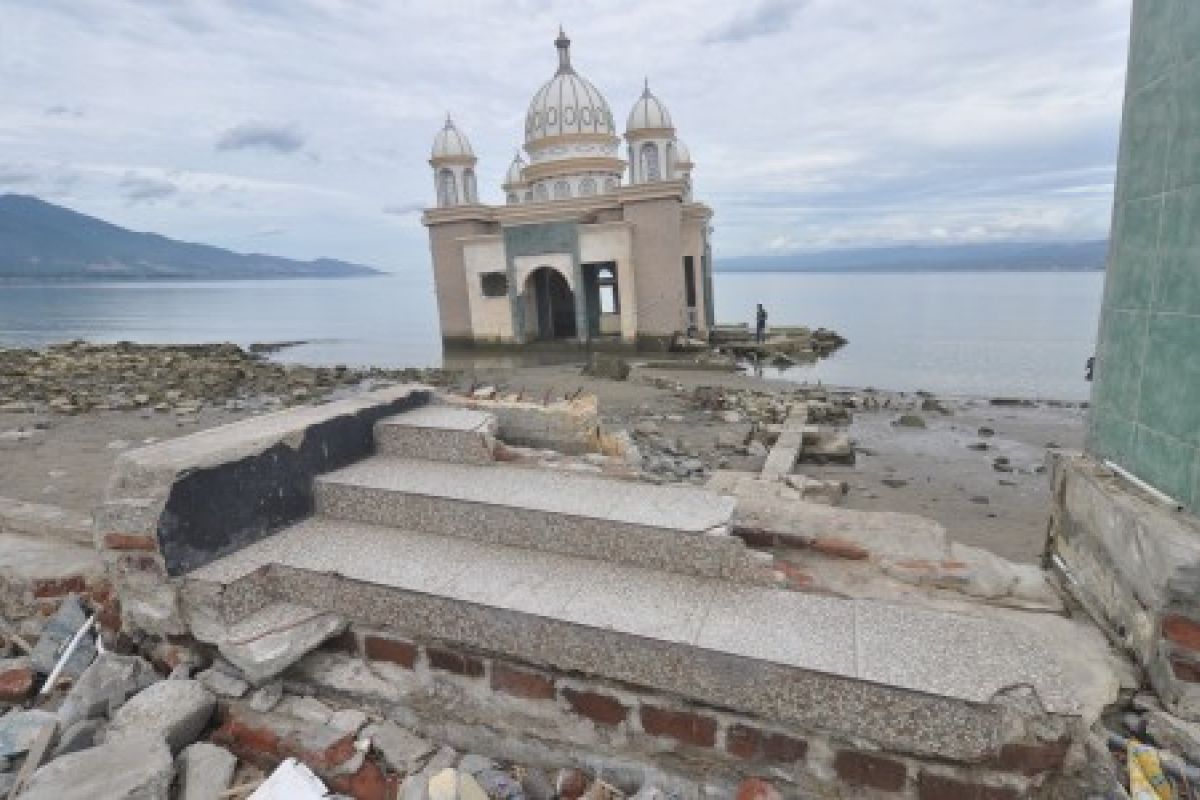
[[524, 30, 617, 145], [626, 82, 673, 134], [431, 116, 474, 160], [504, 153, 526, 185], [673, 138, 693, 168]]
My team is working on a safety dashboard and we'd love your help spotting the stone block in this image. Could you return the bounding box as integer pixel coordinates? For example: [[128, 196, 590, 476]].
[[213, 603, 348, 684], [178, 741, 238, 800], [363, 720, 436, 774], [375, 406, 497, 465], [0, 710, 57, 759], [20, 734, 173, 800], [56, 652, 160, 728], [107, 679, 216, 753]]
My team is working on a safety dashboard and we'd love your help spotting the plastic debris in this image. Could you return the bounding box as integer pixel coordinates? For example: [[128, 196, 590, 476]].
[[248, 757, 328, 799]]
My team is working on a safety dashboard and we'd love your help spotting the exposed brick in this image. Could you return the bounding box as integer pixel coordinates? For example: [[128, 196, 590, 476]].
[[102, 533, 159, 552], [491, 662, 555, 700], [325, 758, 400, 800], [761, 732, 807, 763], [989, 738, 1070, 775], [811, 537, 870, 560], [426, 646, 484, 678], [115, 553, 166, 578], [562, 688, 628, 726], [917, 772, 1018, 800], [734, 527, 778, 548], [322, 629, 359, 655], [32, 575, 88, 598], [833, 750, 907, 792], [735, 778, 784, 800], [1170, 656, 1200, 683], [640, 705, 717, 747], [726, 724, 762, 759], [773, 560, 815, 590], [1163, 614, 1200, 653], [362, 636, 417, 669], [0, 661, 34, 703]]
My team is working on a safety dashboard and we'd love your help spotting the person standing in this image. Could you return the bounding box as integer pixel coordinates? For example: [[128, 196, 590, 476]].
[[755, 303, 768, 343]]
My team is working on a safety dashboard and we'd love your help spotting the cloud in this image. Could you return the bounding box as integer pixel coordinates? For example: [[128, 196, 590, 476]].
[[251, 226, 286, 236], [0, 166, 37, 186], [704, 0, 806, 44], [215, 122, 305, 154], [382, 202, 425, 216], [44, 105, 83, 118], [119, 172, 178, 203]]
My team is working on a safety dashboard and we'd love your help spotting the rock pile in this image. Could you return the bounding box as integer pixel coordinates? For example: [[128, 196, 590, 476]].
[[0, 341, 450, 415]]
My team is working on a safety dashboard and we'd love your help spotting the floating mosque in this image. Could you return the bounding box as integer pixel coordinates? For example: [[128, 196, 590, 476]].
[[423, 29, 714, 349]]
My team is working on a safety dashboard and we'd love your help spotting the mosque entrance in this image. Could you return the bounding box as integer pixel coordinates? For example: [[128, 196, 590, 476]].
[[526, 267, 577, 340]]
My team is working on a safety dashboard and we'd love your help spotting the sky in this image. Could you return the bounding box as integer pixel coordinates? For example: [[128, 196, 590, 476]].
[[0, 0, 1132, 271]]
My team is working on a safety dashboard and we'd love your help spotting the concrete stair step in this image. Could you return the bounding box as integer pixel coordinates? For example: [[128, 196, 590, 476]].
[[374, 405, 497, 464], [314, 456, 755, 580], [184, 517, 1111, 762]]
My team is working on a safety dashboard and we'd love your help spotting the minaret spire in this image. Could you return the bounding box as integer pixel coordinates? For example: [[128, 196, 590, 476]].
[[555, 27, 573, 74]]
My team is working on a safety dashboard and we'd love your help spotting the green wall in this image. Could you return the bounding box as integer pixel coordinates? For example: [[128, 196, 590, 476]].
[[1088, 0, 1200, 512]]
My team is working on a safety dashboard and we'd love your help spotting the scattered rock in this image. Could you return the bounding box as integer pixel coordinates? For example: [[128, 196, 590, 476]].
[[881, 478, 908, 489], [429, 768, 488, 800], [178, 742, 238, 800], [363, 721, 436, 775], [0, 658, 34, 703], [736, 778, 784, 800], [107, 679, 216, 753], [216, 604, 348, 684], [57, 652, 160, 728], [747, 440, 768, 458], [967, 442, 990, 451], [328, 708, 368, 735], [20, 734, 173, 800], [196, 666, 250, 698], [248, 681, 284, 712], [50, 718, 103, 759], [0, 710, 58, 759], [990, 397, 1033, 407], [29, 595, 96, 681], [978, 426, 995, 437], [970, 495, 990, 505], [1146, 710, 1200, 765], [582, 355, 631, 381], [894, 414, 926, 428], [556, 767, 592, 799]]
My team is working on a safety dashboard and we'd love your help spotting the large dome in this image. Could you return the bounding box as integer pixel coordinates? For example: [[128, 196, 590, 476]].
[[524, 30, 616, 145]]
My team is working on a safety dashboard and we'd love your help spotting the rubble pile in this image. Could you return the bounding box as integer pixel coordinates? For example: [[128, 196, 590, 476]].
[[0, 593, 783, 800], [0, 342, 451, 415]]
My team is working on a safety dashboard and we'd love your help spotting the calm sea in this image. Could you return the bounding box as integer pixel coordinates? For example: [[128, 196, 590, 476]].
[[0, 270, 1104, 401]]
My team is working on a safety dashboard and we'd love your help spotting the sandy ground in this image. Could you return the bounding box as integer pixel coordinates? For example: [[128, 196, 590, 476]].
[[0, 359, 1084, 565]]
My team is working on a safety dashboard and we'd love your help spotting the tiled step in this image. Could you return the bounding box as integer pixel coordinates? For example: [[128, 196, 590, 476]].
[[313, 456, 755, 580], [184, 517, 1110, 762], [374, 405, 497, 464]]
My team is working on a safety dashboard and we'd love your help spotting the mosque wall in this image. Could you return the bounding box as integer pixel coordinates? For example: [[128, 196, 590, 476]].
[[623, 196, 686, 347], [428, 220, 494, 343]]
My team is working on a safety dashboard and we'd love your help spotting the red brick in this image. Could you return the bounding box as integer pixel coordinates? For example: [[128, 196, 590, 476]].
[[761, 732, 807, 763], [325, 758, 400, 800], [639, 705, 717, 747], [917, 772, 1018, 800], [811, 537, 870, 560], [773, 560, 815, 590], [363, 636, 417, 669], [735, 778, 784, 800], [322, 629, 359, 655], [726, 724, 762, 759], [32, 575, 88, 598], [0, 662, 34, 702], [988, 738, 1070, 775], [1163, 614, 1200, 653], [491, 662, 555, 700], [833, 750, 907, 792], [213, 706, 358, 772], [562, 688, 628, 726], [426, 647, 484, 678], [102, 533, 158, 552], [1170, 656, 1200, 683]]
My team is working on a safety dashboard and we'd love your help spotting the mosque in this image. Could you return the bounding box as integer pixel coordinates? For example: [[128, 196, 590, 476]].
[[422, 29, 714, 350]]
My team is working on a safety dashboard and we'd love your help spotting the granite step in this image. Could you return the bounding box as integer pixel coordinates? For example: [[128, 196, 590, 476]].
[[313, 455, 757, 580], [374, 405, 497, 464], [183, 516, 1114, 762]]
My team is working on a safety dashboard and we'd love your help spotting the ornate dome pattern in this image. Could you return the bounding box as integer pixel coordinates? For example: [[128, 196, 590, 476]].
[[504, 153, 527, 185], [626, 83, 673, 134], [524, 30, 617, 145], [431, 116, 474, 160]]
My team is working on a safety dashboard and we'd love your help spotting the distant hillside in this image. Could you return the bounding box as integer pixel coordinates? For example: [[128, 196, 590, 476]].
[[0, 194, 381, 280], [718, 240, 1108, 273]]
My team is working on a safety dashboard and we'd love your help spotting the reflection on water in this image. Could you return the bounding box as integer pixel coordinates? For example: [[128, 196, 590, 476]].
[[0, 269, 1104, 400]]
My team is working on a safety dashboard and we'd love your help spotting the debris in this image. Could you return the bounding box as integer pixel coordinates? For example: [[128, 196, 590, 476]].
[[29, 596, 96, 682], [197, 666, 251, 698], [894, 414, 926, 428], [178, 742, 238, 800], [107, 679, 216, 753], [429, 768, 488, 800], [5, 714, 56, 798], [1146, 710, 1200, 765], [362, 720, 436, 774], [0, 710, 58, 759], [215, 604, 348, 684], [56, 652, 159, 729], [18, 734, 174, 800], [0, 658, 33, 703], [582, 355, 630, 381], [248, 758, 327, 800]]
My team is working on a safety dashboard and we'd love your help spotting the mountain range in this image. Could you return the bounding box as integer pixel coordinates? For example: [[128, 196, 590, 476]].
[[718, 240, 1108, 273], [0, 194, 380, 280]]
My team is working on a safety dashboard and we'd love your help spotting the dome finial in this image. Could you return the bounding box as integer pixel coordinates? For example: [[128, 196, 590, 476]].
[[555, 27, 572, 74]]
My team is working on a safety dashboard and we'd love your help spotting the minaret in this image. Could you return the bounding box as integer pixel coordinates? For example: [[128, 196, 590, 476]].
[[429, 115, 478, 207], [625, 80, 677, 184]]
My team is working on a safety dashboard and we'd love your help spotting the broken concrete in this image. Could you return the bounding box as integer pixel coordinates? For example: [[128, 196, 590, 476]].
[[212, 603, 348, 685], [20, 734, 173, 800], [106, 679, 215, 753], [57, 652, 160, 729], [178, 741, 238, 800]]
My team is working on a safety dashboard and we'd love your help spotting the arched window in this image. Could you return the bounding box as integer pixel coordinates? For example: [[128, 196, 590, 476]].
[[463, 169, 478, 204], [534, 184, 549, 203], [437, 169, 458, 207], [524, 190, 534, 203], [553, 180, 571, 200], [604, 177, 617, 193], [506, 192, 518, 205], [665, 143, 675, 180], [579, 178, 597, 196], [640, 143, 660, 182]]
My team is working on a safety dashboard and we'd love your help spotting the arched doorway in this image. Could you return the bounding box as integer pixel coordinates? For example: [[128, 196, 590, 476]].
[[525, 267, 577, 340]]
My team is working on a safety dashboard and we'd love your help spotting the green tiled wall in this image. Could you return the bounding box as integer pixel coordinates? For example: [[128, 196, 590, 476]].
[[1088, 0, 1200, 512]]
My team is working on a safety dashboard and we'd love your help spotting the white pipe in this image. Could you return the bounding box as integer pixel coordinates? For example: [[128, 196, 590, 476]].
[[1102, 460, 1184, 511], [40, 614, 96, 696]]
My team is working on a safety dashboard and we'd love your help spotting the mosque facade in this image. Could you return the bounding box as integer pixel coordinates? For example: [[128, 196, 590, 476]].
[[423, 30, 714, 349]]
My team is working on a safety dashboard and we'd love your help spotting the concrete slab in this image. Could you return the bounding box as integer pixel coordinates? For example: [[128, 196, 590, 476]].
[[375, 406, 497, 464]]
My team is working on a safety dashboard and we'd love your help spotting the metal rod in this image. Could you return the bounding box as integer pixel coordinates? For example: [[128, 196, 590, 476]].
[[40, 614, 96, 695], [1103, 460, 1185, 511]]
